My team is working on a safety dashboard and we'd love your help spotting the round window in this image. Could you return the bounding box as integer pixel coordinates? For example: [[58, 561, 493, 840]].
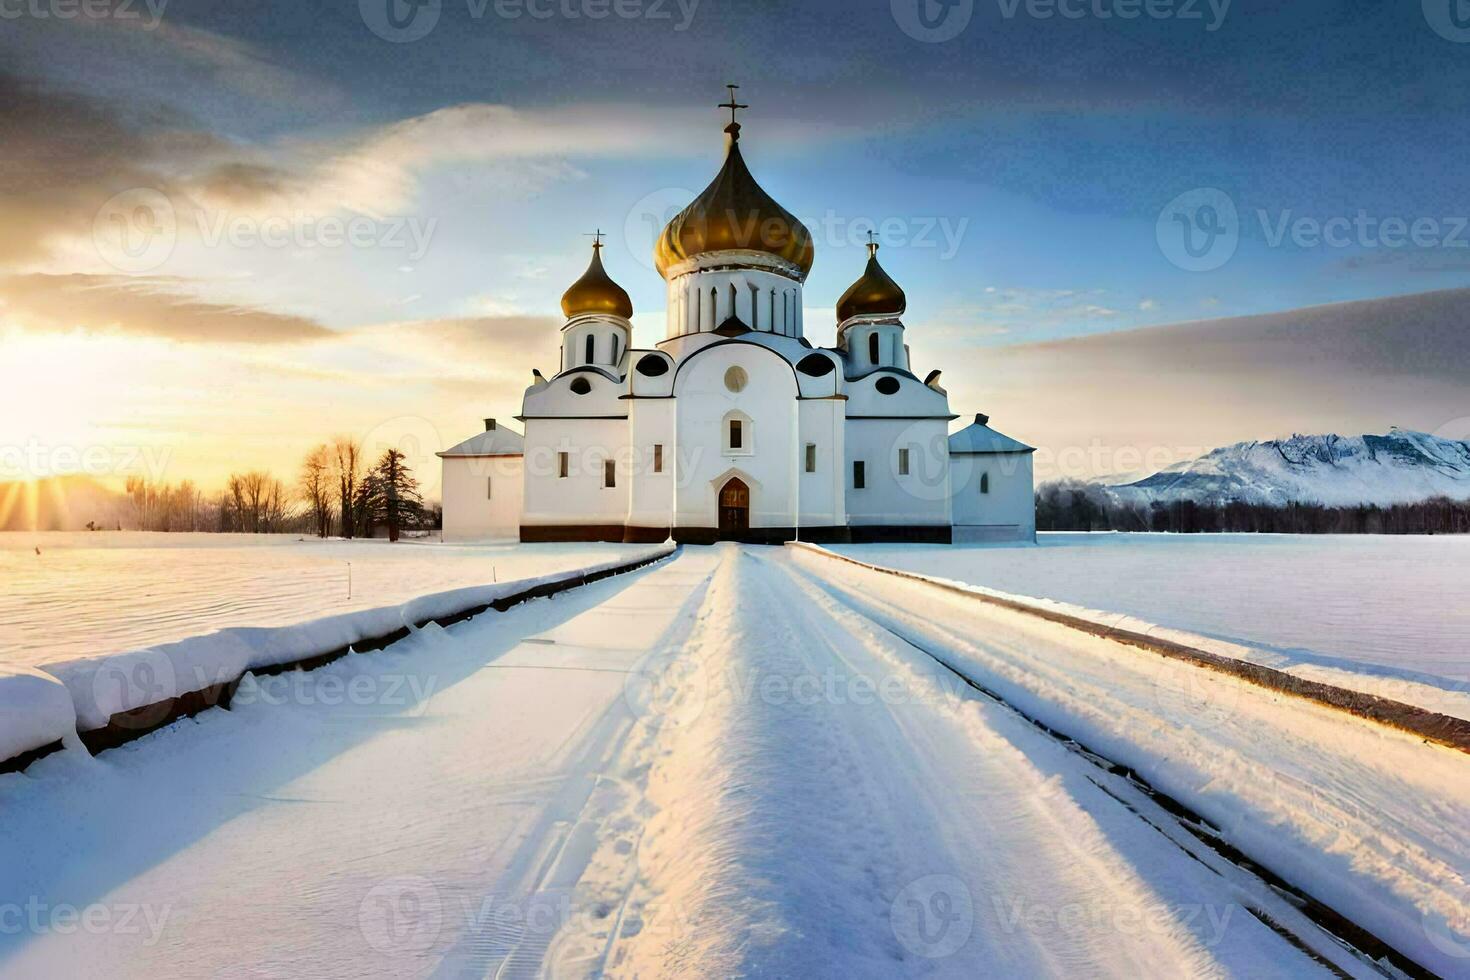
[[636, 354, 669, 377], [569, 377, 592, 395], [875, 376, 901, 395], [724, 366, 748, 393], [797, 354, 834, 377]]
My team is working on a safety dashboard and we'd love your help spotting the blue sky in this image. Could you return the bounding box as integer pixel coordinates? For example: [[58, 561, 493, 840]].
[[3, 0, 1469, 485]]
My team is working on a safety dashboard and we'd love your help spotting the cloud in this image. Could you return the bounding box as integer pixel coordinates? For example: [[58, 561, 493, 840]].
[[930, 288, 1470, 480], [916, 286, 1120, 344], [0, 69, 726, 273], [0, 274, 333, 345]]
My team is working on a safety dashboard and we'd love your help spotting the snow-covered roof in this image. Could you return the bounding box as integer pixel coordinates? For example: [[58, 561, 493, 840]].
[[949, 414, 1034, 454], [438, 421, 525, 458]]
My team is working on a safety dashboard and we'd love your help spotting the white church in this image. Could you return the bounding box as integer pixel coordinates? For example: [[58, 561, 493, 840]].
[[440, 91, 1035, 545]]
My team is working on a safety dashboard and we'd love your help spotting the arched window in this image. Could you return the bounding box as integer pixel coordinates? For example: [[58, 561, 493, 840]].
[[868, 333, 880, 365], [710, 287, 718, 329], [722, 410, 753, 455], [692, 286, 700, 332], [980, 472, 990, 494], [610, 334, 620, 366], [585, 334, 595, 365], [729, 283, 737, 321], [750, 284, 760, 330]]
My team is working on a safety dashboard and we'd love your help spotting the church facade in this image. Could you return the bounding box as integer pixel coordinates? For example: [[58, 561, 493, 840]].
[[440, 94, 1035, 545]]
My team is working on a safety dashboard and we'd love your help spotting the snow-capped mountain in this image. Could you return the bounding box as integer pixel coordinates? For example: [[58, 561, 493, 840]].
[[1111, 429, 1470, 507]]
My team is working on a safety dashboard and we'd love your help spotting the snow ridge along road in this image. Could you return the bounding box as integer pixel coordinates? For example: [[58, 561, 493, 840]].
[[786, 544, 1470, 978], [3, 544, 1465, 977]]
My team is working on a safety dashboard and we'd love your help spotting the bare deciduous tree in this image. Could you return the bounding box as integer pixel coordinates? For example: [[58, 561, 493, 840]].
[[332, 436, 363, 539], [298, 445, 334, 538]]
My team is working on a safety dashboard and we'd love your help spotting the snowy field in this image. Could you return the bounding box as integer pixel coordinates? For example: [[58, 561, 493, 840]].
[[4, 545, 1465, 977], [837, 533, 1470, 710], [0, 532, 649, 670]]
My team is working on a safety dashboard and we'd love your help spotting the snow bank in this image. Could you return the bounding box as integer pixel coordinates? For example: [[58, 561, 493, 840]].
[[822, 542, 1470, 722], [0, 666, 76, 763], [787, 544, 1470, 976], [11, 544, 674, 751]]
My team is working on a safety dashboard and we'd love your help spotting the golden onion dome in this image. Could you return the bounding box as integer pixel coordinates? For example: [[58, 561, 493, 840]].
[[654, 121, 814, 280], [561, 240, 633, 319], [836, 241, 906, 323]]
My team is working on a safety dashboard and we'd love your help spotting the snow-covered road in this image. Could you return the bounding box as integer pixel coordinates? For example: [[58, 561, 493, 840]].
[[3, 545, 1460, 978]]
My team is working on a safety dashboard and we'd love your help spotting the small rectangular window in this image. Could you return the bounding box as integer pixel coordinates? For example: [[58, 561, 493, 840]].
[[653, 444, 664, 474], [853, 460, 866, 489], [558, 452, 569, 479], [804, 443, 816, 473], [980, 472, 990, 494], [486, 476, 493, 500], [604, 459, 616, 488], [730, 420, 743, 450], [898, 447, 910, 476]]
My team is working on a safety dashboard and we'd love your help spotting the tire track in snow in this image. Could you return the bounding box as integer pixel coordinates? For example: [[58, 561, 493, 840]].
[[601, 545, 1339, 978], [784, 547, 1455, 979]]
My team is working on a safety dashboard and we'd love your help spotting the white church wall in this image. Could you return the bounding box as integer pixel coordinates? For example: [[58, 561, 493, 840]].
[[844, 418, 952, 528], [672, 342, 799, 530], [628, 351, 675, 398], [668, 267, 803, 337], [441, 455, 524, 541], [840, 322, 909, 372], [843, 371, 948, 417], [523, 367, 625, 418], [626, 399, 676, 534], [560, 315, 631, 372], [521, 418, 630, 532], [951, 451, 1036, 542], [797, 398, 846, 529]]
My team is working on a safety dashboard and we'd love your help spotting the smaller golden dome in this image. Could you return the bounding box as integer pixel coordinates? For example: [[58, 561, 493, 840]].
[[561, 240, 633, 319], [836, 241, 906, 323]]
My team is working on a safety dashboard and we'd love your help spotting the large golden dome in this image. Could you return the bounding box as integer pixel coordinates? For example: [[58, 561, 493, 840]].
[[561, 240, 633, 319], [654, 122, 814, 280], [836, 241, 906, 323]]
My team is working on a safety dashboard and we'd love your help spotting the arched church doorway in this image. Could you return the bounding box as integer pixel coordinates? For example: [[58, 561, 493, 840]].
[[718, 478, 750, 539]]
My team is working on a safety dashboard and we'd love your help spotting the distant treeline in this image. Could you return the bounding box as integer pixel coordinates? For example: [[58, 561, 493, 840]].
[[122, 440, 442, 540], [1037, 482, 1470, 534]]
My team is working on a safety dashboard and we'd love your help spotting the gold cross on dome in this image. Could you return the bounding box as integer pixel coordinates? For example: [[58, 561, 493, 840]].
[[719, 84, 748, 127], [584, 229, 605, 250]]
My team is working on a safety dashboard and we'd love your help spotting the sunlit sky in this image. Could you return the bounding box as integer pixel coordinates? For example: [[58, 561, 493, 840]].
[[4, 0, 1470, 494]]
